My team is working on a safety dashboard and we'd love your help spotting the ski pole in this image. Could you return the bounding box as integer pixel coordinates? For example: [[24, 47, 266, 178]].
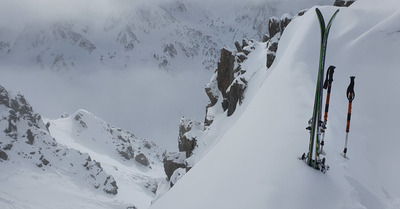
[[320, 65, 335, 154], [343, 76, 355, 158]]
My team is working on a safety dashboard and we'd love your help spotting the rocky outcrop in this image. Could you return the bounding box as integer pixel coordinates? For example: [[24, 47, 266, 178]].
[[162, 117, 205, 187], [135, 153, 150, 166], [334, 0, 356, 7], [178, 117, 204, 159], [0, 150, 8, 160], [163, 152, 186, 181], [205, 39, 254, 122], [265, 13, 293, 68]]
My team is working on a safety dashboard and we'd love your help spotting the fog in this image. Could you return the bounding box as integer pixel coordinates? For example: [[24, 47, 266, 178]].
[[0, 65, 210, 151]]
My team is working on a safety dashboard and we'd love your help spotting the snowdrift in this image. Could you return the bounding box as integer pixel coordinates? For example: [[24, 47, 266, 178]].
[[150, 2, 400, 209]]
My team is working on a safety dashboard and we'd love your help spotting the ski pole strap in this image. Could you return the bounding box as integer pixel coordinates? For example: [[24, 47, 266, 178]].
[[346, 76, 355, 102], [323, 65, 335, 89]]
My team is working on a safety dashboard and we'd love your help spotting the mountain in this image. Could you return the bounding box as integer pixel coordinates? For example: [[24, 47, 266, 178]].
[[0, 0, 332, 72], [0, 0, 334, 151], [150, 1, 400, 209], [0, 85, 168, 209]]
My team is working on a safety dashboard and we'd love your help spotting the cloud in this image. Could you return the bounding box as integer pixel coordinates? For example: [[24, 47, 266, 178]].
[[0, 64, 209, 151]]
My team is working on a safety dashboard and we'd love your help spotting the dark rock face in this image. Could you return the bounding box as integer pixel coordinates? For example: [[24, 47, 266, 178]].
[[103, 176, 118, 195], [267, 39, 279, 68], [334, 0, 356, 7], [135, 153, 150, 166], [226, 79, 247, 116], [206, 41, 251, 119], [217, 48, 235, 100], [163, 152, 186, 180], [178, 118, 201, 158], [119, 145, 135, 160], [280, 14, 292, 33], [268, 17, 281, 39], [265, 13, 293, 68], [0, 150, 8, 160]]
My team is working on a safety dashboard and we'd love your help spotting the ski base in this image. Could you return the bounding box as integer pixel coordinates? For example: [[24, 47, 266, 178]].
[[299, 153, 329, 173], [340, 153, 350, 159]]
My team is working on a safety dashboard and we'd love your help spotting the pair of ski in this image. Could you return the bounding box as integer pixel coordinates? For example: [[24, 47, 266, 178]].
[[301, 8, 340, 173]]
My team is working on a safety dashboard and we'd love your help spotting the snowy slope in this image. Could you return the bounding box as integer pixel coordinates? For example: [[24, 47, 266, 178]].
[[46, 110, 168, 209], [0, 86, 122, 208], [150, 1, 400, 209], [0, 86, 168, 209]]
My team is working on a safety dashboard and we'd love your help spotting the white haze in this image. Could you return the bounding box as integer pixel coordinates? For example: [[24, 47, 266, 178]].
[[0, 66, 210, 150]]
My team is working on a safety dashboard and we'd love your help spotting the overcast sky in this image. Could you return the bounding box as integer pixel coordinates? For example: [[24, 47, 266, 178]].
[[0, 0, 332, 31]]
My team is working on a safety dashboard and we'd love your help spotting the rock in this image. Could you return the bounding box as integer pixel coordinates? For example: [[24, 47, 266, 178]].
[[268, 17, 281, 39], [263, 34, 270, 42], [178, 117, 204, 158], [40, 155, 50, 166], [119, 145, 134, 160], [0, 86, 10, 105], [216, 48, 235, 100], [163, 43, 177, 58], [265, 14, 293, 68], [0, 150, 8, 161], [226, 79, 247, 116], [334, 0, 356, 7], [26, 129, 35, 145], [266, 38, 279, 68], [297, 9, 308, 17], [135, 153, 150, 166], [280, 13, 292, 33], [73, 112, 87, 128], [234, 41, 242, 52], [103, 176, 118, 195], [163, 152, 186, 180]]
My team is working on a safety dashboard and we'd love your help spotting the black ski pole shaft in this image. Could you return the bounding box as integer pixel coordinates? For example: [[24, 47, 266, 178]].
[[343, 76, 355, 158], [320, 66, 335, 154]]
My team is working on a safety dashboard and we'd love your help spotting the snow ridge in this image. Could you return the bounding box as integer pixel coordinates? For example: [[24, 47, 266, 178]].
[[0, 85, 118, 195]]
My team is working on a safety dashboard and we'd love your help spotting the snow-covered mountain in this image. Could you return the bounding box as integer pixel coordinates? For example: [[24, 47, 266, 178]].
[[150, 0, 400, 208], [0, 0, 332, 71], [0, 0, 334, 151], [6, 0, 400, 209], [0, 84, 169, 209]]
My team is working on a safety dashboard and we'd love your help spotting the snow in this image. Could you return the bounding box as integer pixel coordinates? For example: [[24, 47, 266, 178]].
[[0, 0, 333, 151], [46, 110, 167, 209], [0, 162, 127, 209], [2, 0, 400, 209], [150, 3, 400, 209]]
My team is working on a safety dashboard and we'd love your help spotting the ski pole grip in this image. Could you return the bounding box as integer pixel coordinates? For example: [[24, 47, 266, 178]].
[[346, 76, 355, 102], [323, 65, 335, 89]]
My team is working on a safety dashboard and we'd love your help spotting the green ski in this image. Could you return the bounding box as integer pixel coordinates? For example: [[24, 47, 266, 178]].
[[305, 8, 339, 171]]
